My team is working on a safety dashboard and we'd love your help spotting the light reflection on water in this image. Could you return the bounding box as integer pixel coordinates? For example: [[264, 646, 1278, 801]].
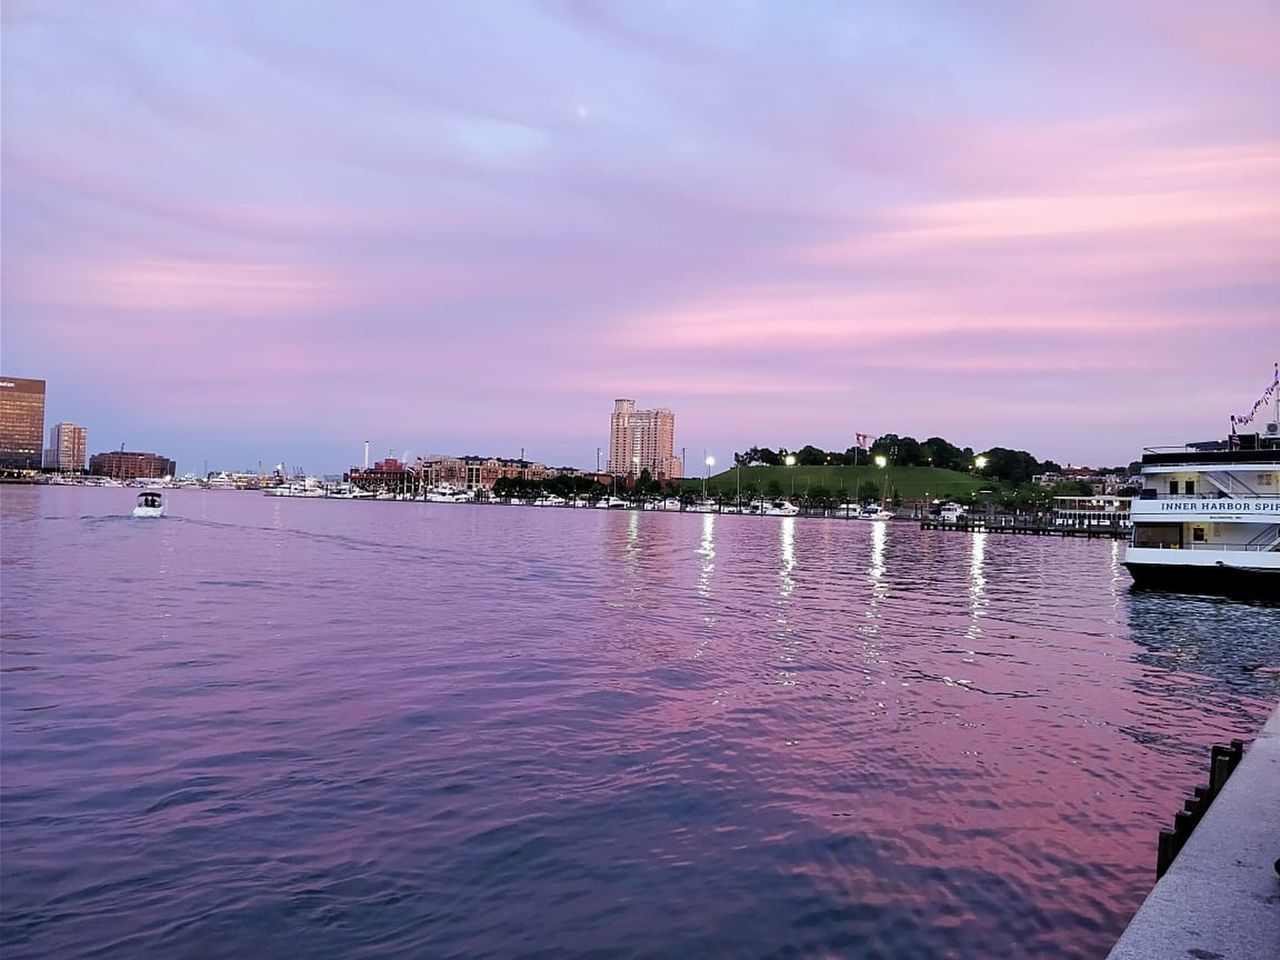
[[1, 486, 1277, 960]]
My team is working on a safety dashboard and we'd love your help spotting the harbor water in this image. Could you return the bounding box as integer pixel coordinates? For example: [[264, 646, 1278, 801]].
[[2, 486, 1277, 959]]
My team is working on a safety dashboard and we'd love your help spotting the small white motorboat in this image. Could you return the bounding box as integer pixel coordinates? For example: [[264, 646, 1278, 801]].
[[763, 500, 800, 517], [856, 505, 895, 521], [132, 490, 166, 518]]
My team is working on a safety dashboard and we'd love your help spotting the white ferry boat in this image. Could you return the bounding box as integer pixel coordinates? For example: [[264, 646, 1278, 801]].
[[1125, 424, 1280, 596]]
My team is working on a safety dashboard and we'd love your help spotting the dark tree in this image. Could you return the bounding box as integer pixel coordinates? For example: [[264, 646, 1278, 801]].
[[870, 434, 923, 466], [796, 445, 827, 466], [920, 436, 963, 470], [978, 447, 1044, 486]]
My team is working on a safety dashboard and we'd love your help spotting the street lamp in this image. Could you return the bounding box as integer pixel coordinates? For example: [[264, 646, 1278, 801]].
[[704, 455, 715, 499], [874, 454, 888, 506], [784, 453, 797, 497], [975, 455, 989, 471]]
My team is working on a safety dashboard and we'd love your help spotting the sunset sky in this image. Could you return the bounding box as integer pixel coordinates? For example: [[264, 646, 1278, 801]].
[[4, 0, 1278, 473]]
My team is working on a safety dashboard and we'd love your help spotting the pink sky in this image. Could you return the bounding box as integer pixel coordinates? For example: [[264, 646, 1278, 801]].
[[3, 1, 1278, 472]]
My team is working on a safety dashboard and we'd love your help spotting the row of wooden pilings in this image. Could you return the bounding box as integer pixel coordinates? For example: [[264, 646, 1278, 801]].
[[1155, 739, 1245, 878]]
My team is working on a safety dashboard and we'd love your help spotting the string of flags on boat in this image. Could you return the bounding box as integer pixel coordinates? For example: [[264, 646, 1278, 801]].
[[1230, 362, 1280, 431]]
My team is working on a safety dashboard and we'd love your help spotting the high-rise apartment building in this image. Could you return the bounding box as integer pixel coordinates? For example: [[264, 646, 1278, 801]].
[[607, 399, 682, 478], [45, 422, 88, 472], [0, 377, 46, 470]]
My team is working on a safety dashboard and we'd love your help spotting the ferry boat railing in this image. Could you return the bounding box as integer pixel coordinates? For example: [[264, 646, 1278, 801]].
[[1137, 492, 1280, 500], [1135, 542, 1280, 552]]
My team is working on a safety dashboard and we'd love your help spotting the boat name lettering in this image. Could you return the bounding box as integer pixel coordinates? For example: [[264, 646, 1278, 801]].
[[1159, 500, 1275, 512]]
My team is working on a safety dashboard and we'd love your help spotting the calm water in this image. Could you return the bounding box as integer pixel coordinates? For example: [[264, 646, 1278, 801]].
[[2, 487, 1277, 959]]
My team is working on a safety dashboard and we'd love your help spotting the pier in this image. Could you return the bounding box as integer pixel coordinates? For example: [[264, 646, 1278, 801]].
[[1107, 703, 1280, 959], [918, 519, 1128, 539]]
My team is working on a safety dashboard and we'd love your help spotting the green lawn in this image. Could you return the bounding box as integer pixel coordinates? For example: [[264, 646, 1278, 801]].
[[686, 464, 988, 500]]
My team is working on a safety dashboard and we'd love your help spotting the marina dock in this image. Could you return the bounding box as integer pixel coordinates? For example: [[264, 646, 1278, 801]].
[[918, 519, 1128, 539], [1107, 702, 1280, 960]]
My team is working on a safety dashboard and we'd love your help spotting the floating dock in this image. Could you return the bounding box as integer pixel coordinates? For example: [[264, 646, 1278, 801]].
[[1107, 702, 1280, 959], [918, 519, 1128, 539]]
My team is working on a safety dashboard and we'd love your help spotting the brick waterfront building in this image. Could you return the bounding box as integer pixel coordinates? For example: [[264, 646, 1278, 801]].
[[89, 450, 177, 479]]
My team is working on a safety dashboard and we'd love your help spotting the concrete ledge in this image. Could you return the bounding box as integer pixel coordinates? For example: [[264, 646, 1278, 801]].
[[1108, 703, 1280, 960]]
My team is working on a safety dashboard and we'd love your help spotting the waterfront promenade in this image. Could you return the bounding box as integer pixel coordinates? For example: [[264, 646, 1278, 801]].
[[1107, 702, 1280, 960]]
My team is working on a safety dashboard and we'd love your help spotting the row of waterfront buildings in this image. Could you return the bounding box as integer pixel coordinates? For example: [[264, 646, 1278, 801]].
[[347, 455, 617, 494], [347, 397, 685, 492], [3, 382, 681, 486], [0, 377, 175, 477]]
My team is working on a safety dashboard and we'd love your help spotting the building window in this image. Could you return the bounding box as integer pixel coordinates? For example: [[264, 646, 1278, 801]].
[[1192, 526, 1205, 542], [1168, 480, 1178, 495], [1183, 480, 1195, 495]]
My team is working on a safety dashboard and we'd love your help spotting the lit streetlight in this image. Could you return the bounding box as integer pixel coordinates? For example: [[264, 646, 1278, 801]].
[[784, 453, 797, 497], [975, 455, 989, 471], [704, 455, 716, 499], [874, 454, 889, 506]]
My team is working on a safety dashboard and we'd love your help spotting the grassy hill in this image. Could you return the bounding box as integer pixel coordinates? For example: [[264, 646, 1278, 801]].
[[688, 464, 988, 500]]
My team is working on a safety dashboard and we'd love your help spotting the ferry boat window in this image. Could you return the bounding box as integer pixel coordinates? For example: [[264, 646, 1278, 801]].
[[1168, 480, 1178, 495], [1132, 523, 1181, 548], [1192, 526, 1205, 542], [1183, 480, 1195, 495]]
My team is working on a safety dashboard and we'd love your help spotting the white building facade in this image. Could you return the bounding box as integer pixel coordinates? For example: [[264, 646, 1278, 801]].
[[44, 421, 87, 472]]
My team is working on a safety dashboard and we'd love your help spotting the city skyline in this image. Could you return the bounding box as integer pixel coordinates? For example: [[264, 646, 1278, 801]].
[[4, 2, 1278, 472]]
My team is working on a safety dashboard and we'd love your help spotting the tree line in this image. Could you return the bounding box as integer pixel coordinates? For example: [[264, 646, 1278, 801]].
[[732, 434, 1132, 487]]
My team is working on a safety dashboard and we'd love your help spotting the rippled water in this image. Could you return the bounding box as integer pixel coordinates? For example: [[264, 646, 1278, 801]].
[[2, 486, 1277, 959]]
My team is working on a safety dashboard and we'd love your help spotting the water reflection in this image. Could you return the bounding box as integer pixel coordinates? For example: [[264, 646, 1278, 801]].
[[866, 520, 888, 621], [779, 516, 796, 599], [775, 517, 798, 686], [696, 513, 715, 600], [1108, 539, 1126, 601], [869, 520, 886, 587], [967, 531, 988, 642]]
